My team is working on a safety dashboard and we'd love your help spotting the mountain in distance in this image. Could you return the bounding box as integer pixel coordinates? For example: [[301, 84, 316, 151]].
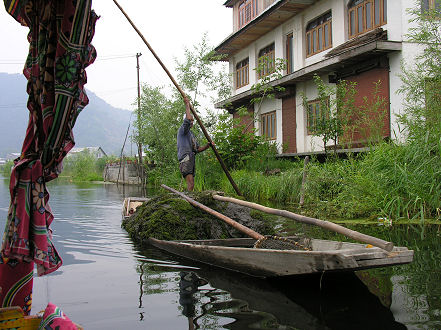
[[0, 72, 133, 157]]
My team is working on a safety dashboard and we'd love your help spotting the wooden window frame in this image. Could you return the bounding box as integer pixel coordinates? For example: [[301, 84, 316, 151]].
[[306, 12, 332, 58], [348, 0, 387, 39], [261, 111, 277, 140], [306, 99, 329, 135], [238, 0, 258, 29], [235, 58, 249, 89], [286, 33, 294, 74], [257, 43, 275, 79]]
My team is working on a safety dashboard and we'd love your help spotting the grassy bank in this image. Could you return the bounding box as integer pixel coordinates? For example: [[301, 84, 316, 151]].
[[0, 151, 107, 182], [149, 140, 440, 224]]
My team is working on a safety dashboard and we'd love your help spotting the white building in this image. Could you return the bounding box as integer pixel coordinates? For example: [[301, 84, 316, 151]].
[[68, 147, 107, 159], [214, 0, 434, 155]]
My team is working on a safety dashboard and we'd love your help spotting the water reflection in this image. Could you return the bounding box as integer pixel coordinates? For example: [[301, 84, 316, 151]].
[[136, 245, 407, 330]]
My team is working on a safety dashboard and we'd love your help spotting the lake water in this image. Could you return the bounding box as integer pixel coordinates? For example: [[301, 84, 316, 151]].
[[0, 176, 439, 329]]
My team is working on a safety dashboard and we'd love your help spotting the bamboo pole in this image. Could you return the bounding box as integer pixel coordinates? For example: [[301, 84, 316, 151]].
[[161, 184, 261, 240], [113, 0, 242, 196], [212, 194, 394, 252]]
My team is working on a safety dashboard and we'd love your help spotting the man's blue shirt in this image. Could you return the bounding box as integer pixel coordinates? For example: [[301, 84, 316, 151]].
[[177, 118, 198, 161]]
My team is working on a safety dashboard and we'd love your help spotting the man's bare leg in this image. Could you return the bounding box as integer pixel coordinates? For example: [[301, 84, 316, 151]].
[[185, 174, 194, 191]]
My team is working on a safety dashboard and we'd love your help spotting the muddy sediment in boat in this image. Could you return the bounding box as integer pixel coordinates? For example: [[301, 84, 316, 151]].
[[121, 191, 276, 246]]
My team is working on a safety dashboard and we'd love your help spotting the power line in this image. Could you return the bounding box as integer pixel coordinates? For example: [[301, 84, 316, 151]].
[[95, 54, 136, 61], [0, 103, 27, 109], [0, 54, 135, 65]]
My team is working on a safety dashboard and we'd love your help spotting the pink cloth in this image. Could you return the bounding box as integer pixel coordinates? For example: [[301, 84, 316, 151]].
[[39, 302, 79, 330]]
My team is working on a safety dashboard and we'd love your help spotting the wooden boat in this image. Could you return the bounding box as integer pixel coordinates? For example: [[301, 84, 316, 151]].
[[122, 197, 149, 219], [148, 236, 414, 278]]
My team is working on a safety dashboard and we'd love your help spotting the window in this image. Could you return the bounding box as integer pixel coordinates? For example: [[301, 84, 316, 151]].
[[238, 0, 258, 29], [306, 99, 329, 135], [257, 43, 275, 78], [348, 0, 387, 39], [235, 58, 249, 89], [286, 33, 294, 74], [306, 12, 332, 57], [261, 111, 277, 140]]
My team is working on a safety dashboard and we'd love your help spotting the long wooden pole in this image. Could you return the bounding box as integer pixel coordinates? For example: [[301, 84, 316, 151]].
[[161, 184, 261, 240], [212, 194, 394, 252], [113, 0, 242, 196], [136, 52, 144, 186]]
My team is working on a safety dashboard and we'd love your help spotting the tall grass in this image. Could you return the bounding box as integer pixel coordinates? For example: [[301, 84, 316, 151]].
[[219, 164, 303, 203], [216, 140, 440, 222], [146, 138, 440, 222], [356, 140, 441, 221], [298, 141, 440, 221]]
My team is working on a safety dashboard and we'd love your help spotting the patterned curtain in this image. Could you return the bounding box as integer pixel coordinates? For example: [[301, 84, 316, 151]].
[[0, 0, 97, 314]]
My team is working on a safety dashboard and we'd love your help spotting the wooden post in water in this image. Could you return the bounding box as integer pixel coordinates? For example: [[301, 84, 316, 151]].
[[299, 156, 310, 207], [136, 52, 144, 186], [122, 156, 126, 184]]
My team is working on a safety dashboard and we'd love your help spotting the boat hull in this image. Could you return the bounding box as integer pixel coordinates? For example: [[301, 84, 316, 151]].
[[148, 237, 414, 278]]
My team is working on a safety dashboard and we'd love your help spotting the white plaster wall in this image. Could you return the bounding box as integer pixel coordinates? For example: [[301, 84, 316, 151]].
[[228, 60, 235, 96], [388, 0, 427, 142], [383, 1, 401, 41], [274, 25, 284, 63], [388, 51, 405, 142], [226, 0, 426, 152], [295, 82, 307, 153]]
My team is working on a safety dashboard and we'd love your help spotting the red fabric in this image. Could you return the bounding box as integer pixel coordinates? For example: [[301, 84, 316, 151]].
[[0, 256, 33, 314], [1, 0, 97, 314], [2, 160, 61, 276]]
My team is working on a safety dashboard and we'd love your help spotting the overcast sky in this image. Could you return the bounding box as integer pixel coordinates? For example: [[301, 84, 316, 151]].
[[0, 1, 232, 110]]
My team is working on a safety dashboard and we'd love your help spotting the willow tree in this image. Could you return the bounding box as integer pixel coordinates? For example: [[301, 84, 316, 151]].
[[398, 1, 441, 144]]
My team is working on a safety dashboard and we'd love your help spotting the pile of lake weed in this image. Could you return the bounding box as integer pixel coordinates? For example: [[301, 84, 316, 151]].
[[121, 191, 276, 246]]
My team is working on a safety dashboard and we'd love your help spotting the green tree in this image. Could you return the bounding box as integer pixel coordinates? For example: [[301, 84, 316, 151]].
[[133, 34, 230, 175], [63, 149, 103, 181], [398, 1, 441, 144], [175, 32, 230, 110], [302, 74, 357, 154], [208, 108, 265, 169], [134, 84, 180, 167]]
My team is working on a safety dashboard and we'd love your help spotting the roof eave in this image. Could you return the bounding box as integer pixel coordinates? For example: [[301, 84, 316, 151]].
[[214, 0, 315, 61]]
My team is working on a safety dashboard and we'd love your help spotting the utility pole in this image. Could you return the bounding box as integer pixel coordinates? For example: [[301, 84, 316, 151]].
[[136, 52, 144, 186]]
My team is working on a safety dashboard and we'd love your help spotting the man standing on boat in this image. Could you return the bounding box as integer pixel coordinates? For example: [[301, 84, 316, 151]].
[[177, 97, 212, 191]]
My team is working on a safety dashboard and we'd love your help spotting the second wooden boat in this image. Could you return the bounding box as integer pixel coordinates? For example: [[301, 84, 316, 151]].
[[122, 197, 149, 219]]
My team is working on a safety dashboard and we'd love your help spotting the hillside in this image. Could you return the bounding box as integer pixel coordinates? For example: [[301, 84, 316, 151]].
[[0, 73, 133, 157]]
